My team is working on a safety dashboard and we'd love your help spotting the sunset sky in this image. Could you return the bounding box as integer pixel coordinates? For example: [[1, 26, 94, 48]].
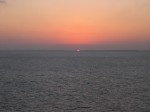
[[0, 0, 150, 50]]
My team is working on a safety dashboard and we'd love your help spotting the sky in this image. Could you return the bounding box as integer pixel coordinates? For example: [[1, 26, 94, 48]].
[[0, 0, 150, 50]]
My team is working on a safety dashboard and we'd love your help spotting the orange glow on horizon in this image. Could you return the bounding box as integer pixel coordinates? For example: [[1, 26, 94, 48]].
[[0, 0, 150, 49]]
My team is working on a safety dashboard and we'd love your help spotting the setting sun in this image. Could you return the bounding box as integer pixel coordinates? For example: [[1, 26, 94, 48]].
[[0, 1, 150, 112]]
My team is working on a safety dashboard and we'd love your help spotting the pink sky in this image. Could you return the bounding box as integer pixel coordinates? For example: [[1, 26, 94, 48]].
[[0, 0, 150, 50]]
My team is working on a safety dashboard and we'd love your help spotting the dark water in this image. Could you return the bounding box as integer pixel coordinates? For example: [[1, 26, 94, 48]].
[[0, 51, 150, 112]]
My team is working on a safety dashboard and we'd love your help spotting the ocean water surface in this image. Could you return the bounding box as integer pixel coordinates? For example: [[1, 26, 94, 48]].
[[0, 51, 150, 112]]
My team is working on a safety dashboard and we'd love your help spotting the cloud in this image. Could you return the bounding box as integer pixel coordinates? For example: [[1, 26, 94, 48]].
[[0, 0, 6, 4]]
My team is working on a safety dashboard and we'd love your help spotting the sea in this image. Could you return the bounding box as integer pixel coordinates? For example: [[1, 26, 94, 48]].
[[0, 51, 150, 112]]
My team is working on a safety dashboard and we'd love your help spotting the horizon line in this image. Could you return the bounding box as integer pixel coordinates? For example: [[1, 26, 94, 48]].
[[0, 49, 150, 52]]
